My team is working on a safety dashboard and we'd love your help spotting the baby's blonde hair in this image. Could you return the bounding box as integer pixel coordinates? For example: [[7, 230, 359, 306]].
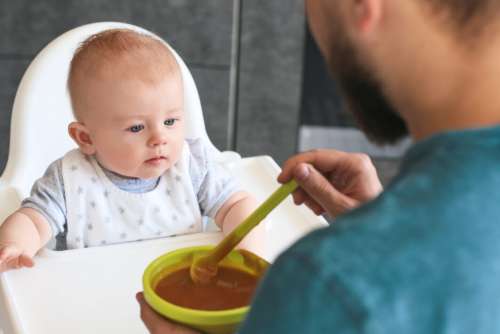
[[68, 28, 179, 119]]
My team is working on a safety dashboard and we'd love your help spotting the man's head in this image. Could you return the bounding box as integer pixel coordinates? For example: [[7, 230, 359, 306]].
[[67, 29, 185, 179], [305, 0, 500, 144]]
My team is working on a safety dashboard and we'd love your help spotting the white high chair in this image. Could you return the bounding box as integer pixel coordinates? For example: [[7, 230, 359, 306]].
[[0, 22, 327, 334]]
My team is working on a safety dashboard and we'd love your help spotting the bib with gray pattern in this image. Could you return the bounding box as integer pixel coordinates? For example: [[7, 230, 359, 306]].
[[62, 145, 202, 249]]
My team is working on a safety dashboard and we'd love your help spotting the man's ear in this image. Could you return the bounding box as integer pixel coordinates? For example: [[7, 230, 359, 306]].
[[350, 0, 382, 34], [68, 122, 96, 155]]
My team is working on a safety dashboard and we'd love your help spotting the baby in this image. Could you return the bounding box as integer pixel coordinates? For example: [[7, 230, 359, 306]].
[[0, 29, 262, 272]]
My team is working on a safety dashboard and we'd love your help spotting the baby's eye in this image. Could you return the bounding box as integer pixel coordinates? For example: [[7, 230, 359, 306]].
[[127, 124, 144, 133], [164, 118, 176, 126]]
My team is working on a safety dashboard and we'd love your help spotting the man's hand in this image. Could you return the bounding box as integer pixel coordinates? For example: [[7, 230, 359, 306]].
[[278, 149, 383, 218], [136, 292, 200, 334], [0, 243, 34, 273]]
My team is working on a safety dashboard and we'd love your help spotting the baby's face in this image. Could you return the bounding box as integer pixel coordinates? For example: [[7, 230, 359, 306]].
[[81, 71, 185, 179]]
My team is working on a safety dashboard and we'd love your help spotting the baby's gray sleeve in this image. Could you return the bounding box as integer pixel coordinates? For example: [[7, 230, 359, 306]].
[[188, 139, 241, 219], [21, 159, 67, 236]]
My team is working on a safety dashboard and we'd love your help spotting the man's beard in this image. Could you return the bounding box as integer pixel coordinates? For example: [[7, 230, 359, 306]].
[[327, 29, 408, 144]]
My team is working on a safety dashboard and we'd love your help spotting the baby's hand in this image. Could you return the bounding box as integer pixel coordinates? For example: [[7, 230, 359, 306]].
[[0, 243, 34, 273]]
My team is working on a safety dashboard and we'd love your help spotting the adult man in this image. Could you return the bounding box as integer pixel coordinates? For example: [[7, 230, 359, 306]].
[[137, 0, 500, 332]]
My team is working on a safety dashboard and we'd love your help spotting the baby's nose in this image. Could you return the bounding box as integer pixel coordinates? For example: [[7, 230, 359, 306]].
[[148, 131, 167, 147]]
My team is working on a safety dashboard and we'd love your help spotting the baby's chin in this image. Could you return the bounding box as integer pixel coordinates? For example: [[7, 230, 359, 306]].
[[133, 169, 168, 180], [113, 167, 168, 180], [112, 159, 177, 179]]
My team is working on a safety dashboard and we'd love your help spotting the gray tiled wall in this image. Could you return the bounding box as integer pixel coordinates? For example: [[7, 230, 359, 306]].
[[236, 0, 304, 164], [0, 1, 233, 64], [191, 67, 230, 148], [0, 59, 31, 173]]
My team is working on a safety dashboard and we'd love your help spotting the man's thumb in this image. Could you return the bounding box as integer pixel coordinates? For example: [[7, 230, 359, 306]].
[[293, 163, 357, 217]]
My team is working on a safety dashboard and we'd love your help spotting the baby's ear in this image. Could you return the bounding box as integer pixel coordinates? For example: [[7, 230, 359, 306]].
[[68, 122, 96, 155]]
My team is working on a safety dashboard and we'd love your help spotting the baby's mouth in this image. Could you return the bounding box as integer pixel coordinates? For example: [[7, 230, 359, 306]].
[[145, 156, 167, 163]]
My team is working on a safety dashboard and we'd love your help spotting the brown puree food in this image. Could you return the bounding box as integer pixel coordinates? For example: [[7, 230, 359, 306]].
[[155, 266, 260, 311]]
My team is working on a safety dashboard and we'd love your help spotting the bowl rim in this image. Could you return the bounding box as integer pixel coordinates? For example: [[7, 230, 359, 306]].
[[143, 245, 262, 326]]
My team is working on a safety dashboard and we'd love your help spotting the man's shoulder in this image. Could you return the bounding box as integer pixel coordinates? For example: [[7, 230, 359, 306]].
[[278, 209, 383, 275], [273, 186, 451, 290], [260, 196, 494, 331], [276, 176, 500, 296]]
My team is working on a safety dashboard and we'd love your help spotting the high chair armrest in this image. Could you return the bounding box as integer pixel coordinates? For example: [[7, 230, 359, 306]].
[[218, 150, 242, 168], [0, 273, 24, 334], [0, 182, 22, 225]]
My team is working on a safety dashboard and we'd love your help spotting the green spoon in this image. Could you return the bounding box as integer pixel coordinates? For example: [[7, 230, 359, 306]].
[[190, 179, 298, 284]]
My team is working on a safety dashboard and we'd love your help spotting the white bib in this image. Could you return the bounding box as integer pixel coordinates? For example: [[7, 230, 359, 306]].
[[61, 144, 202, 249]]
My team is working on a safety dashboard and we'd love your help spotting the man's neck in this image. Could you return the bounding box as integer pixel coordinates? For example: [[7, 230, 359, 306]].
[[376, 4, 500, 141], [397, 40, 500, 141]]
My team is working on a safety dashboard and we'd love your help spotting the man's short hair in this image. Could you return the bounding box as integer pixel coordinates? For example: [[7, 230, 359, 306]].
[[423, 0, 499, 33]]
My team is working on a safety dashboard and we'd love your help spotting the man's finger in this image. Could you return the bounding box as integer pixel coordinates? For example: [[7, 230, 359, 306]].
[[136, 292, 200, 334], [136, 292, 144, 303], [303, 198, 326, 216], [137, 292, 157, 332], [136, 292, 149, 319], [293, 163, 358, 217], [278, 149, 349, 183], [292, 188, 307, 205]]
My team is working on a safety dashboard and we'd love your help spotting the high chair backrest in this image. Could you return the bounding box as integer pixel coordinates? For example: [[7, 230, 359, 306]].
[[1, 22, 217, 200]]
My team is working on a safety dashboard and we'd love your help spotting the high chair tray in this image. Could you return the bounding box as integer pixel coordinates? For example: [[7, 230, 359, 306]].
[[0, 156, 327, 334]]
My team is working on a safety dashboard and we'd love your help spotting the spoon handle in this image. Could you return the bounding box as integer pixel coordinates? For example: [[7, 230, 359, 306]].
[[208, 179, 298, 263]]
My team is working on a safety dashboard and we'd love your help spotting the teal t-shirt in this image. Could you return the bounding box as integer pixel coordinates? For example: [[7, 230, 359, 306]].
[[240, 126, 500, 334]]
